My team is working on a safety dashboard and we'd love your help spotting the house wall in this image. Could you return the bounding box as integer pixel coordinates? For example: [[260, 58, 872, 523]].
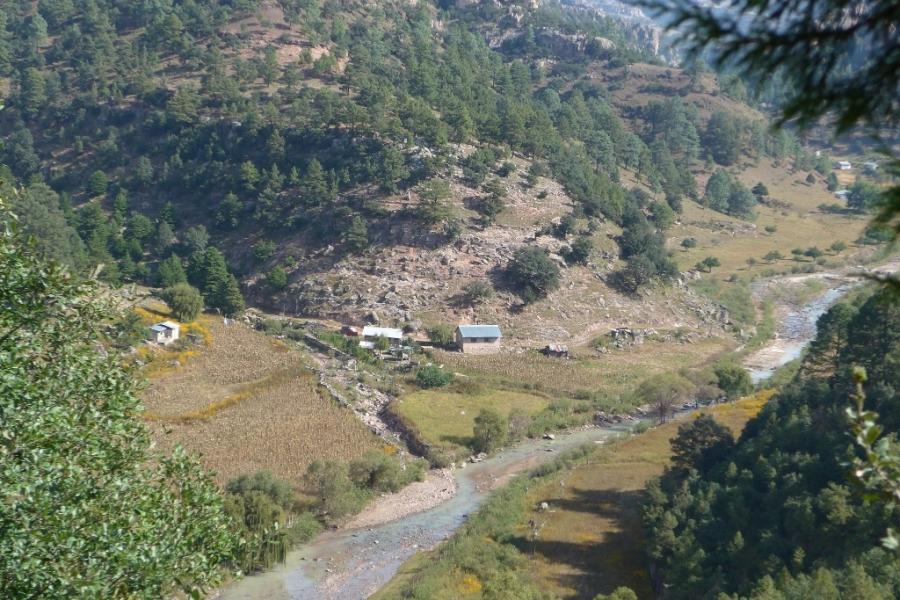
[[460, 338, 501, 354]]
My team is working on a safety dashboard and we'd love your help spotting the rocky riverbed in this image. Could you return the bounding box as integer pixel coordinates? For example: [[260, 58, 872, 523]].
[[744, 259, 899, 382]]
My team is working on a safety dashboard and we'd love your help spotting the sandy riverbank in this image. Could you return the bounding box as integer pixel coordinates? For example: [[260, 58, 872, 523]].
[[343, 468, 457, 531]]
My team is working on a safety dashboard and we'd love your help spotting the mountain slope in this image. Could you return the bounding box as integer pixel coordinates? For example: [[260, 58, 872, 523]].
[[0, 0, 859, 339]]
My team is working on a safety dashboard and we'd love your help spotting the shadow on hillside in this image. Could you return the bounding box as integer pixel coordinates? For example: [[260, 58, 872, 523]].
[[509, 487, 653, 599], [439, 434, 473, 449]]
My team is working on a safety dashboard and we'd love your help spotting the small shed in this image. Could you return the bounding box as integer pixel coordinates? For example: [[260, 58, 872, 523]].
[[837, 160, 852, 170], [149, 321, 180, 346], [864, 161, 879, 172], [360, 326, 403, 349], [541, 343, 569, 358], [456, 324, 502, 354]]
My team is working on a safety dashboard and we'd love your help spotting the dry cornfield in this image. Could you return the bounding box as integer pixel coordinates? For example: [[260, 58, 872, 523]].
[[142, 318, 379, 485], [433, 337, 731, 401]]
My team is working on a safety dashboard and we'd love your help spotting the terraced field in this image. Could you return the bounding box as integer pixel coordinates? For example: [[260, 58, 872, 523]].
[[140, 316, 380, 484]]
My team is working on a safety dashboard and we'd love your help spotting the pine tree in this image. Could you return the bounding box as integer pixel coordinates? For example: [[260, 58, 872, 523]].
[[156, 254, 187, 287]]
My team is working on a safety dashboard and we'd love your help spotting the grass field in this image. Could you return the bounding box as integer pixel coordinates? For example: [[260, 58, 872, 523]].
[[373, 393, 771, 600], [672, 161, 870, 278], [141, 317, 380, 485], [395, 388, 551, 450], [515, 391, 772, 599], [392, 340, 733, 456]]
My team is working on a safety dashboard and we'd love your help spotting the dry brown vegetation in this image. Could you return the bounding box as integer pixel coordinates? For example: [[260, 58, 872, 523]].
[[141, 318, 379, 484], [517, 391, 771, 598], [671, 161, 870, 277], [433, 337, 731, 400]]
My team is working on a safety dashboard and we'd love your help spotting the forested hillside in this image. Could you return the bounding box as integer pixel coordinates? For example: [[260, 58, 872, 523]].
[[0, 0, 815, 321], [643, 287, 900, 599]]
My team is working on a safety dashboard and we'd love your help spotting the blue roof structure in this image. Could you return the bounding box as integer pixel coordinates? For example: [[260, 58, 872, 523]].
[[457, 325, 502, 339]]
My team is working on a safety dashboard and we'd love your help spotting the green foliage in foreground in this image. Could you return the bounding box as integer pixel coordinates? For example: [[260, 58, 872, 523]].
[[643, 287, 900, 599], [0, 203, 236, 598]]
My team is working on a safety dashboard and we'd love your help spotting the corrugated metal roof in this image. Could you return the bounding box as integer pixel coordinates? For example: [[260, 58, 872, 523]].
[[457, 324, 502, 338], [361, 326, 403, 339], [150, 325, 167, 332]]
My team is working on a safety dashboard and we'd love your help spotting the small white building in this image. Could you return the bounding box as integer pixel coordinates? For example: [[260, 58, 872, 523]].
[[149, 321, 180, 346], [360, 326, 403, 349], [837, 160, 852, 170], [456, 325, 502, 354]]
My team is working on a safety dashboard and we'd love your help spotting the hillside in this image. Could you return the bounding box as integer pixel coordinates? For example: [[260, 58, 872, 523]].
[[2, 0, 880, 350]]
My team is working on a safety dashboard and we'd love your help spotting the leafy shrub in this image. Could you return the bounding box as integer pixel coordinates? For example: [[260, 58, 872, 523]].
[[416, 364, 453, 388], [506, 246, 561, 303], [303, 460, 370, 523], [461, 280, 494, 306], [426, 323, 455, 347], [472, 408, 508, 453], [714, 361, 753, 399], [349, 450, 425, 493]]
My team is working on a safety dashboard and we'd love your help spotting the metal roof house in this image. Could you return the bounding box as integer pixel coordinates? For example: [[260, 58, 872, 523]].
[[360, 326, 404, 349], [149, 321, 180, 346], [455, 324, 502, 354], [837, 160, 852, 170]]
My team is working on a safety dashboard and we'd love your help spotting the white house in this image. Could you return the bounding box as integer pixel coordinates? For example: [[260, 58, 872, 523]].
[[456, 324, 502, 354], [360, 326, 403, 349], [149, 321, 180, 346], [837, 160, 852, 170]]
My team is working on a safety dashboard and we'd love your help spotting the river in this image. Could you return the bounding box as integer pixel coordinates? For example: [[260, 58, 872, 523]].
[[221, 264, 888, 600], [219, 423, 634, 600]]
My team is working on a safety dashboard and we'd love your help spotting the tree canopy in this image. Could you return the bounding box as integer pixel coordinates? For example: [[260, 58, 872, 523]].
[[0, 201, 236, 598]]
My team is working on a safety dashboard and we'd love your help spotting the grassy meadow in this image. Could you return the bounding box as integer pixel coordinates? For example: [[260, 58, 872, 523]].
[[396, 388, 550, 450], [672, 161, 870, 278], [516, 391, 772, 598], [375, 392, 771, 600], [392, 338, 733, 458]]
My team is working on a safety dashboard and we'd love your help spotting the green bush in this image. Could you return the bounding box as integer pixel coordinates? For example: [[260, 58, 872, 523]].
[[506, 246, 561, 303], [224, 471, 317, 573], [161, 283, 203, 322], [348, 450, 425, 493], [714, 361, 753, 399], [472, 408, 508, 453], [303, 460, 370, 523], [416, 364, 453, 388], [426, 323, 455, 348]]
